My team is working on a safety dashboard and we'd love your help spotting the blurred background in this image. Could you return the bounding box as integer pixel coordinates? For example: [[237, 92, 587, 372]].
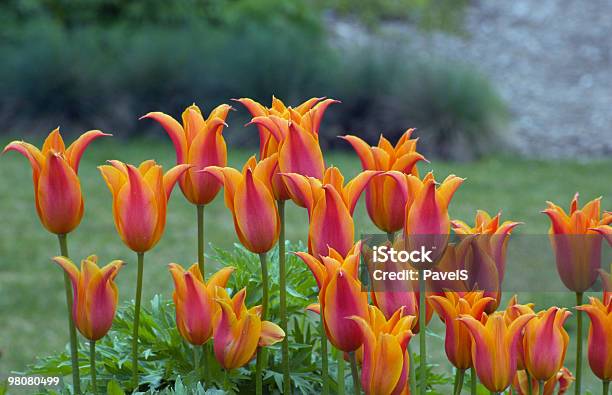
[[1, 0, 611, 390]]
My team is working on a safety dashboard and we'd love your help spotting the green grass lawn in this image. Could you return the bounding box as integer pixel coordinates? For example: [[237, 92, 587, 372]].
[[0, 136, 611, 392]]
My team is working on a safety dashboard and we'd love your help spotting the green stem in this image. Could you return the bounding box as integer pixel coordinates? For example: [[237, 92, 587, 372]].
[[470, 366, 477, 395], [575, 292, 583, 395], [418, 269, 427, 395], [386, 232, 395, 243], [349, 352, 360, 395], [132, 252, 145, 390], [224, 369, 231, 391], [255, 253, 269, 395], [278, 200, 290, 394], [202, 343, 210, 384], [538, 380, 544, 395], [320, 315, 329, 395], [408, 346, 417, 395], [194, 346, 200, 381], [603, 380, 610, 395], [89, 341, 97, 395], [526, 370, 533, 395], [454, 369, 465, 395], [337, 348, 345, 395], [58, 234, 81, 394], [197, 204, 205, 278]]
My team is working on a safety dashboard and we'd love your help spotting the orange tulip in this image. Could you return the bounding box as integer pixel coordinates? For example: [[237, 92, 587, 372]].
[[3, 128, 109, 234], [458, 312, 535, 392], [283, 167, 378, 258], [205, 155, 280, 253], [53, 255, 124, 341], [523, 307, 571, 381], [237, 96, 337, 200], [350, 308, 415, 395], [576, 296, 612, 381], [295, 242, 370, 352], [403, 172, 464, 260], [512, 367, 574, 395], [212, 288, 285, 370], [99, 160, 190, 253], [341, 129, 426, 233], [504, 295, 536, 371], [542, 193, 611, 292], [141, 104, 231, 205], [428, 292, 494, 370], [169, 263, 234, 346], [600, 267, 611, 305]]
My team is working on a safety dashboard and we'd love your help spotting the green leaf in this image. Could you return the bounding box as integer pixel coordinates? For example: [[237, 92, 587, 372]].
[[107, 379, 126, 395]]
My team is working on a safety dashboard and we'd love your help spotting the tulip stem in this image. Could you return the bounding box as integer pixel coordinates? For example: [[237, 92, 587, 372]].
[[538, 380, 545, 395], [321, 315, 329, 395], [337, 348, 345, 395], [408, 346, 417, 395], [349, 352, 360, 395], [57, 234, 81, 395], [89, 340, 97, 395], [278, 200, 290, 394], [453, 369, 465, 395], [470, 366, 477, 395], [603, 380, 610, 395], [131, 252, 145, 390], [575, 292, 583, 395], [526, 370, 533, 395], [386, 232, 395, 243], [193, 346, 200, 380], [418, 269, 427, 395], [197, 204, 205, 278], [255, 252, 269, 395]]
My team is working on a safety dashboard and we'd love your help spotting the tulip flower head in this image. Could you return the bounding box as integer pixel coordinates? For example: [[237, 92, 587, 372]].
[[341, 129, 426, 233], [543, 193, 611, 292], [295, 242, 370, 352], [205, 155, 280, 253], [350, 308, 415, 395], [53, 255, 124, 341], [99, 160, 190, 253], [428, 292, 494, 370], [169, 263, 234, 345], [512, 367, 574, 395], [212, 288, 285, 370], [523, 307, 571, 381], [283, 166, 379, 258], [576, 296, 612, 381], [504, 295, 536, 371], [3, 128, 109, 234], [141, 104, 231, 205], [458, 311, 535, 392]]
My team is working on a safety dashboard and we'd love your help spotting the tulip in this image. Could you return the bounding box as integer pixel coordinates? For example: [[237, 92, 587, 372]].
[[99, 159, 190, 388], [452, 210, 521, 311], [4, 128, 109, 393], [458, 312, 535, 393], [543, 193, 610, 395], [512, 367, 574, 395], [283, 166, 378, 258], [523, 307, 571, 383], [169, 263, 234, 345], [349, 310, 415, 395], [213, 287, 285, 370], [341, 129, 426, 234], [504, 295, 536, 372], [53, 255, 124, 395], [141, 103, 232, 275], [576, 296, 612, 389], [601, 267, 611, 305]]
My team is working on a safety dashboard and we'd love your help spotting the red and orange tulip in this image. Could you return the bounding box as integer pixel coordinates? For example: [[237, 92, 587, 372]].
[[141, 104, 231, 205], [504, 295, 536, 371], [458, 312, 535, 392], [341, 130, 426, 233], [295, 242, 370, 352], [283, 166, 378, 258], [428, 292, 494, 370], [523, 307, 571, 381], [99, 160, 190, 253], [350, 308, 415, 395], [53, 255, 124, 341], [3, 128, 109, 234], [512, 367, 574, 395], [205, 155, 280, 253], [576, 296, 612, 381], [169, 263, 234, 346], [212, 288, 285, 370], [543, 193, 611, 292]]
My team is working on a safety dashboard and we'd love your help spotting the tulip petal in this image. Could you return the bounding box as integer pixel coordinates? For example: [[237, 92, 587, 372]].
[[140, 112, 188, 163], [259, 321, 285, 346], [278, 123, 325, 179], [65, 130, 110, 173]]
